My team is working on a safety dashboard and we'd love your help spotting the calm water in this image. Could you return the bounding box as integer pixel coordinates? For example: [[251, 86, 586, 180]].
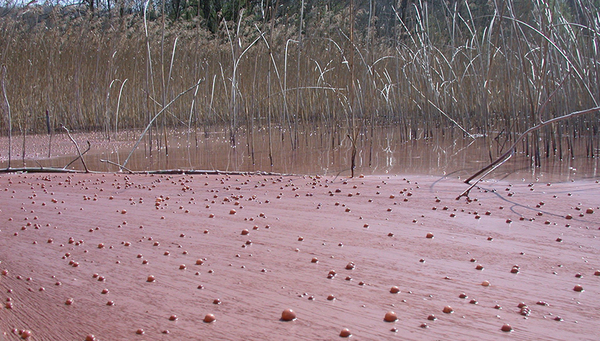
[[1, 126, 598, 182]]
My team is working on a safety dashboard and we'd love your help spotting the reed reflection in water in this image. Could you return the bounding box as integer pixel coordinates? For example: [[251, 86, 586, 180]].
[[1, 126, 597, 182]]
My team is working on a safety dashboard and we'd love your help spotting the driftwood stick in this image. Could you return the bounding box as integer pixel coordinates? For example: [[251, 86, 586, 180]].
[[0, 167, 85, 174], [61, 125, 90, 173], [0, 168, 289, 176], [456, 153, 514, 199], [124, 169, 290, 176], [458, 106, 600, 199], [100, 159, 134, 174]]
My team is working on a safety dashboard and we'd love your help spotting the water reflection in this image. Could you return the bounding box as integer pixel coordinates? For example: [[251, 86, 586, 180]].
[[1, 126, 598, 182]]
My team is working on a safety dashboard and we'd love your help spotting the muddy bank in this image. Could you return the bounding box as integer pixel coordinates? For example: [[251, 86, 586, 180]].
[[0, 173, 599, 340]]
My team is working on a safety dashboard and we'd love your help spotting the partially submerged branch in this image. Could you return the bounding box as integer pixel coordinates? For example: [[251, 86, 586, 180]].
[[100, 159, 134, 174], [0, 167, 290, 177], [458, 106, 600, 199]]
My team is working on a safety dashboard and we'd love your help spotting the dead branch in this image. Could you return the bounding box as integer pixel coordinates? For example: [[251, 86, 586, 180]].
[[0, 167, 85, 174], [0, 168, 290, 177], [61, 125, 90, 173], [457, 106, 600, 199]]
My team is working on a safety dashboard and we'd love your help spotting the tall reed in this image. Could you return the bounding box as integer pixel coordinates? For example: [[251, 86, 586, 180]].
[[0, 1, 597, 173]]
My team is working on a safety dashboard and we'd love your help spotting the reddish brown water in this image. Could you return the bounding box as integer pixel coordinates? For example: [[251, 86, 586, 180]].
[[0, 127, 597, 181]]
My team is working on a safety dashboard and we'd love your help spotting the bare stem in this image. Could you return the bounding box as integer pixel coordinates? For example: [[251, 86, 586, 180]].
[[1, 65, 11, 169]]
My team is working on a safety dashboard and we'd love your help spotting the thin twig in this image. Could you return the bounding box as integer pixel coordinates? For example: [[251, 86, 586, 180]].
[[1, 65, 11, 169], [100, 159, 134, 173]]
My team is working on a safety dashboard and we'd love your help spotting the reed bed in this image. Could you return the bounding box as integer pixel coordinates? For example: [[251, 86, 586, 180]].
[[0, 0, 598, 172]]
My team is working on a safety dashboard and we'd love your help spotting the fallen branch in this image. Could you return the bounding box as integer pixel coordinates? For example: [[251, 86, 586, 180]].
[[0, 168, 290, 176], [100, 159, 134, 174], [0, 167, 86, 174], [61, 125, 90, 172], [457, 106, 600, 199]]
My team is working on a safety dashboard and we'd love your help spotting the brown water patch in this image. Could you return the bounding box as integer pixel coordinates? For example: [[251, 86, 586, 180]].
[[1, 128, 598, 181]]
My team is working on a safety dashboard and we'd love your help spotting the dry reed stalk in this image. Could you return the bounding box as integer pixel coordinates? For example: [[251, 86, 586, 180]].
[[114, 78, 128, 139], [121, 78, 202, 170], [1, 64, 10, 169], [46, 110, 52, 158]]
